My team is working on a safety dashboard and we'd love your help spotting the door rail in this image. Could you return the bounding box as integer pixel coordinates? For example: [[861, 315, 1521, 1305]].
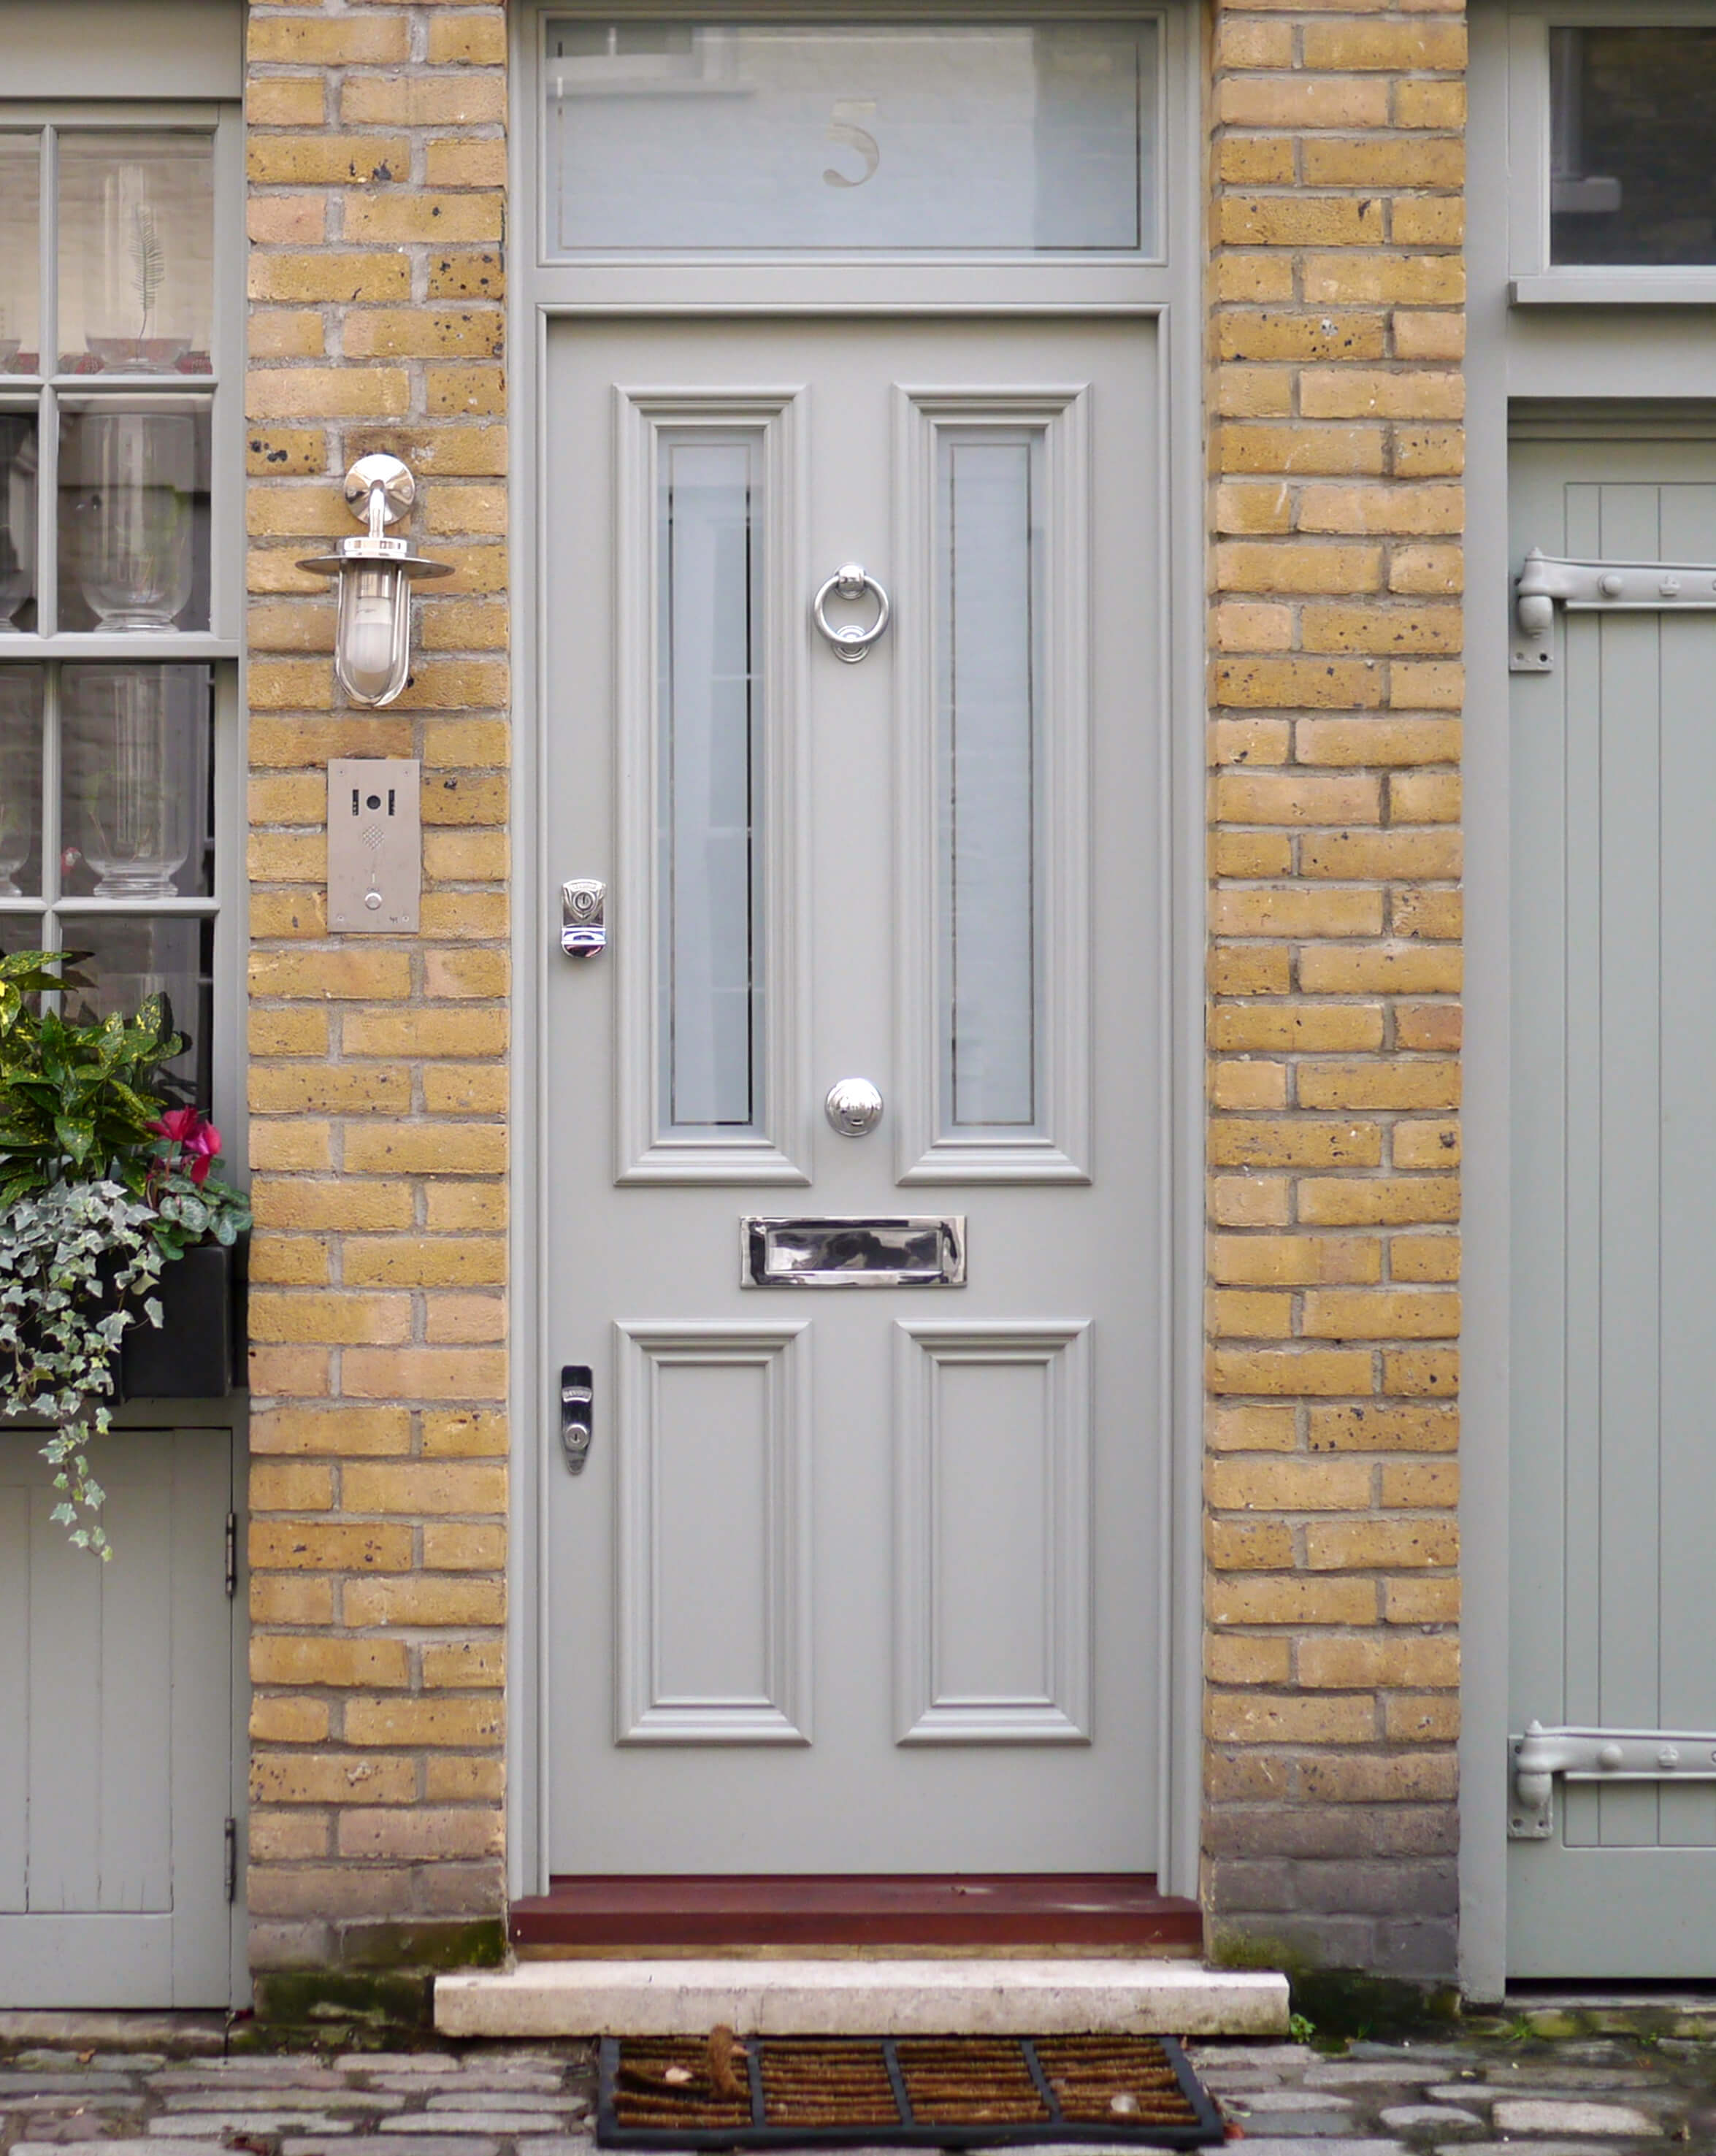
[[1512, 1720, 1716, 1838]]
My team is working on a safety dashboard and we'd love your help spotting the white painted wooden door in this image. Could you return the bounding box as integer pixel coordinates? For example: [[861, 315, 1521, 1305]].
[[544, 318, 1165, 1873], [1509, 438, 1716, 1974], [0, 1427, 235, 2004]]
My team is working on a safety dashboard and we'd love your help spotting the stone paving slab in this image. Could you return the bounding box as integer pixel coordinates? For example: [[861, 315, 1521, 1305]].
[[158, 2095, 402, 2114], [283, 2141, 500, 2156], [1376, 2102, 1485, 2128], [145, 2118, 358, 2137], [1491, 2097, 1663, 2135], [1452, 2144, 1634, 2156], [14, 2144, 223, 2156], [420, 2099, 584, 2115]]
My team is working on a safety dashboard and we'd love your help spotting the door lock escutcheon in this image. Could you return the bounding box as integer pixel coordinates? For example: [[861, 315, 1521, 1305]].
[[562, 879, 607, 957], [561, 1365, 594, 1474]]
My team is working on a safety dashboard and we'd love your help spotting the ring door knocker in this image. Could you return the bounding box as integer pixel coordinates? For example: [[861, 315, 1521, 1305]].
[[813, 562, 892, 664]]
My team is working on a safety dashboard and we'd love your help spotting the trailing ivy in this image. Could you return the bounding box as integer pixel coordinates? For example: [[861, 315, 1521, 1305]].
[[0, 1181, 164, 1557]]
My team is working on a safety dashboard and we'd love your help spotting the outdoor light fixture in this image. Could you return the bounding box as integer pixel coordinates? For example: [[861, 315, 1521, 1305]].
[[299, 453, 451, 707]]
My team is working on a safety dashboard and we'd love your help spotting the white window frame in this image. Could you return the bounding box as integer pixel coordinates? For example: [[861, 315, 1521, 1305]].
[[0, 97, 246, 1156], [1508, 1, 1716, 304]]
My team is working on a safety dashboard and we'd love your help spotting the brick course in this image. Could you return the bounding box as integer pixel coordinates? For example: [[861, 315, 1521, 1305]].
[[243, 0, 510, 1982], [1205, 0, 1465, 1982]]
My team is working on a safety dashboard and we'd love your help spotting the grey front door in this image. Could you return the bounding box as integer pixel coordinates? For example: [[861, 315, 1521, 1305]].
[[0, 1427, 235, 2005], [1509, 436, 1716, 1974], [541, 315, 1167, 1874]]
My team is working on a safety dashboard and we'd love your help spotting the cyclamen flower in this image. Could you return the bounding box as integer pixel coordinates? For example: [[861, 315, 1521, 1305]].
[[150, 1107, 223, 1186]]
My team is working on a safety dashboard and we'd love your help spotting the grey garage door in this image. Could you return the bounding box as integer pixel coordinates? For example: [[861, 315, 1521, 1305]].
[[1509, 437, 1716, 1976]]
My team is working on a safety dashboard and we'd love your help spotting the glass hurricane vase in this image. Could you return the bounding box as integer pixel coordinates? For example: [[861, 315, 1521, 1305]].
[[74, 407, 194, 630], [63, 664, 195, 899]]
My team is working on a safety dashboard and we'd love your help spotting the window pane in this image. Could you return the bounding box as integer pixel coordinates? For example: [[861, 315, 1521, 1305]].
[[0, 413, 39, 634], [657, 433, 764, 1133], [0, 913, 47, 958], [0, 667, 45, 898], [1552, 28, 1716, 266], [60, 913, 212, 1108], [61, 664, 212, 900], [57, 131, 214, 373], [547, 20, 1154, 253], [58, 400, 210, 634], [0, 135, 41, 374], [938, 430, 1043, 1133]]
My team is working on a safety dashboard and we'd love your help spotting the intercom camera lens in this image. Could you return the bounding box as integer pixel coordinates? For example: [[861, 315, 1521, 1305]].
[[366, 794, 382, 810]]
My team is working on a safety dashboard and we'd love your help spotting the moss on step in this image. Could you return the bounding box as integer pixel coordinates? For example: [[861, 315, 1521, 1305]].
[[253, 1919, 509, 2041]]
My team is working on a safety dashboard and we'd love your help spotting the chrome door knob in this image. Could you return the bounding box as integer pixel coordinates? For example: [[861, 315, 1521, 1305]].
[[825, 1077, 884, 1137]]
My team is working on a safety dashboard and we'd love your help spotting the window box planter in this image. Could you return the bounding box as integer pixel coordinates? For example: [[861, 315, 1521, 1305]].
[[119, 1240, 240, 1400], [2, 1241, 242, 1404]]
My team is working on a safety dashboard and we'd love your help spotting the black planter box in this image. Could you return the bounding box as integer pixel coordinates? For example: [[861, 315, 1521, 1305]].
[[120, 1241, 237, 1399]]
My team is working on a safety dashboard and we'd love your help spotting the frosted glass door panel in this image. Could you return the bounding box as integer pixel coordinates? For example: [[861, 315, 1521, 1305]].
[[546, 20, 1156, 253], [939, 431, 1044, 1134], [658, 435, 765, 1135]]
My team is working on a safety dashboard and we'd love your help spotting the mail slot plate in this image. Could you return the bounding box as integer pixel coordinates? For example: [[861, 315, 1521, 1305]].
[[743, 1216, 965, 1287]]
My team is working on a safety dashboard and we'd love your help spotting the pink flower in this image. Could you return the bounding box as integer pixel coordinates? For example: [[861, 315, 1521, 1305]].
[[150, 1108, 223, 1186]]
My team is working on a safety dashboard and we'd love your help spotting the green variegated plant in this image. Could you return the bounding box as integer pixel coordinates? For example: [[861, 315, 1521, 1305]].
[[0, 949, 250, 1556]]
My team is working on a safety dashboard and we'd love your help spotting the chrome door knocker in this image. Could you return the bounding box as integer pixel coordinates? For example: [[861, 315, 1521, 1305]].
[[812, 563, 891, 663]]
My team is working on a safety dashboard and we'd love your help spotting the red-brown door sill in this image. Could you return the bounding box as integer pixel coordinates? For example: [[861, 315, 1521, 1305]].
[[509, 1875, 1202, 1958]]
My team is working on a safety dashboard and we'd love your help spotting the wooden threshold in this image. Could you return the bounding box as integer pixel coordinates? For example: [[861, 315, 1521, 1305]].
[[510, 1876, 1202, 1958]]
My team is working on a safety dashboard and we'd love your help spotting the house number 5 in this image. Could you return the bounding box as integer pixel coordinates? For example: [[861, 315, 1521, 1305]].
[[824, 99, 879, 188]]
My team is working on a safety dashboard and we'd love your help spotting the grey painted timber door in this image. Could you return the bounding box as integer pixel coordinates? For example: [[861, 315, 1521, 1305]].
[[0, 1428, 235, 2005], [1509, 437, 1716, 1976], [543, 316, 1165, 1873]]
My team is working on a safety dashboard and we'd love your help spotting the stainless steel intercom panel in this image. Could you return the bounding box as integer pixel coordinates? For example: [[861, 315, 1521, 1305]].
[[328, 758, 421, 932]]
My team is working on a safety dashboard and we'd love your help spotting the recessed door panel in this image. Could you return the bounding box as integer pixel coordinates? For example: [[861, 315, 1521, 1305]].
[[545, 317, 1162, 1873]]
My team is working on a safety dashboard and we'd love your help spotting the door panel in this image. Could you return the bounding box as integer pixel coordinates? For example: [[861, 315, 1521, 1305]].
[[0, 1427, 234, 2003], [1509, 440, 1716, 1973], [545, 318, 1162, 1874]]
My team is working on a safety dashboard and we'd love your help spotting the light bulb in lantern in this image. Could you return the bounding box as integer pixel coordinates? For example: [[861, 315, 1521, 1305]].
[[336, 560, 410, 705]]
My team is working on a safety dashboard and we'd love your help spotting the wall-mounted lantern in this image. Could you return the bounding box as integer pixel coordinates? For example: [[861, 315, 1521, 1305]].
[[299, 453, 451, 707]]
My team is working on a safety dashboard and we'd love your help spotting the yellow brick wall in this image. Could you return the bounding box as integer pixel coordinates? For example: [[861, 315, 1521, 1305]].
[[1205, 0, 1466, 1978], [232, 0, 1471, 1986], [243, 0, 510, 1979]]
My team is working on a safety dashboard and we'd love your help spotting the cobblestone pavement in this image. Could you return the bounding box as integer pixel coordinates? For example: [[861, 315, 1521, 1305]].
[[2, 2028, 1716, 2156]]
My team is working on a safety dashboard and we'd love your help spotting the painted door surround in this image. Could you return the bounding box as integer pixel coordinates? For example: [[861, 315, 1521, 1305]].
[[507, 0, 1206, 1900]]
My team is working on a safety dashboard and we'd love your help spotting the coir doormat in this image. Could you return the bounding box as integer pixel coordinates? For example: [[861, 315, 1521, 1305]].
[[597, 2031, 1224, 2149]]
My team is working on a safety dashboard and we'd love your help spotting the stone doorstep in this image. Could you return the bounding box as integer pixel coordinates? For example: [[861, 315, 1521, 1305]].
[[433, 1960, 1289, 2040]]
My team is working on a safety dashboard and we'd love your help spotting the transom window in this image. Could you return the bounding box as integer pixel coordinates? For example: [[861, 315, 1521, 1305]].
[[0, 106, 240, 1110], [543, 15, 1162, 256]]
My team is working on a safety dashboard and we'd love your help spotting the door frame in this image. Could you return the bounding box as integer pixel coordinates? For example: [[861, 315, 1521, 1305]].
[[1463, 0, 1716, 2001], [505, 0, 1209, 1902]]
